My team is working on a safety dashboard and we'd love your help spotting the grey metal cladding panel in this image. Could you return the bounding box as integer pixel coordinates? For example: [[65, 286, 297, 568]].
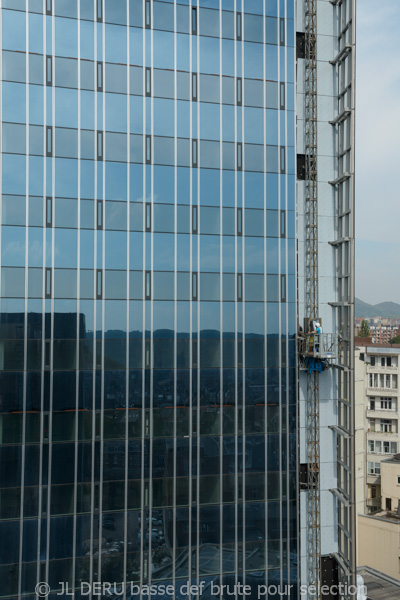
[[317, 0, 338, 36], [317, 33, 338, 63], [317, 122, 337, 158], [317, 60, 336, 97]]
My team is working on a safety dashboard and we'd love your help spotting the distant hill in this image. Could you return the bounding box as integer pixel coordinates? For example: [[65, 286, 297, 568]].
[[355, 298, 400, 319]]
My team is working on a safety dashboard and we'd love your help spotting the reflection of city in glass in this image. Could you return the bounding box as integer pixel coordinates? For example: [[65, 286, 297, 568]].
[[0, 0, 296, 597]]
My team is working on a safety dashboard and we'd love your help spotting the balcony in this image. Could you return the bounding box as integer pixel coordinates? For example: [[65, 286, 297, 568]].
[[366, 387, 398, 397], [366, 409, 398, 420], [367, 365, 398, 374], [367, 474, 381, 485], [367, 430, 398, 440], [366, 496, 382, 511]]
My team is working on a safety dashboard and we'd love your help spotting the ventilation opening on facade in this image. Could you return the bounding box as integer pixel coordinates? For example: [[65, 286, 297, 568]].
[[299, 463, 308, 490], [296, 32, 305, 59], [299, 463, 319, 490], [297, 154, 306, 180], [320, 555, 339, 599]]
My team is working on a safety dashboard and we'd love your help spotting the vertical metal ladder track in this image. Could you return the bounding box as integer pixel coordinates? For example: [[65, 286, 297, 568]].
[[304, 0, 321, 597]]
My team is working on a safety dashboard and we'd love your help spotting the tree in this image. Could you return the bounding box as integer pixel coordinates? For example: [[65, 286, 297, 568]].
[[359, 320, 370, 337], [389, 334, 400, 344]]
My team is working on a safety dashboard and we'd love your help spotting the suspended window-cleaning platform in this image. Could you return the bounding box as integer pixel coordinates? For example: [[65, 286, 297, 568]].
[[298, 328, 341, 373]]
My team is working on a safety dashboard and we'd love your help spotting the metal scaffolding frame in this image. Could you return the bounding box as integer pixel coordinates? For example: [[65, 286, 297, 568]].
[[304, 0, 321, 597], [301, 0, 356, 596]]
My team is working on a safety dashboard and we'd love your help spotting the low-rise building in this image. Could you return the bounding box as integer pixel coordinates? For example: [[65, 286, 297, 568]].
[[358, 456, 400, 581], [370, 326, 400, 344], [355, 340, 400, 515], [358, 566, 400, 599]]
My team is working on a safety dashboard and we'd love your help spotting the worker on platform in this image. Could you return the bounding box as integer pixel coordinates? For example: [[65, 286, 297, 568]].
[[314, 322, 322, 353], [298, 324, 306, 354]]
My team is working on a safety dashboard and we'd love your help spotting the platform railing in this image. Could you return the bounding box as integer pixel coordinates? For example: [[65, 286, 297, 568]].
[[298, 333, 340, 360]]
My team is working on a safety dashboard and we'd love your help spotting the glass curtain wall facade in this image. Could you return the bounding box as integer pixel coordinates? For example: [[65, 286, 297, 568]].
[[0, 0, 296, 597]]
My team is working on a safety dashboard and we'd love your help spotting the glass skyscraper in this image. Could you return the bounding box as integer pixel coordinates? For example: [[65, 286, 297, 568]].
[[1, 0, 300, 598]]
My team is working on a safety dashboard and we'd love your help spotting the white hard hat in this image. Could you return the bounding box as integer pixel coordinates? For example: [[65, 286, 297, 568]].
[[316, 323, 321, 327]]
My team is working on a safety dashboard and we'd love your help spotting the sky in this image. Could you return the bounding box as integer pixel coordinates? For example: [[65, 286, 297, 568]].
[[356, 0, 400, 304]]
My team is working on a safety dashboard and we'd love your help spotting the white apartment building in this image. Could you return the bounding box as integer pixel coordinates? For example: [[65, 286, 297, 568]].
[[355, 341, 400, 515], [370, 326, 400, 344]]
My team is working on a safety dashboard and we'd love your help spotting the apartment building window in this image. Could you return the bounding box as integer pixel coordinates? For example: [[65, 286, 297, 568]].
[[397, 476, 400, 485], [380, 419, 392, 433], [383, 441, 397, 454], [370, 419, 376, 432], [370, 356, 376, 366], [367, 462, 381, 475], [381, 398, 393, 410], [369, 373, 397, 389], [367, 440, 397, 454], [381, 356, 392, 367], [369, 399, 375, 411]]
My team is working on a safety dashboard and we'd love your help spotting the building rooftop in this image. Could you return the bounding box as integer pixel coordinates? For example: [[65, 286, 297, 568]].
[[360, 510, 400, 524], [358, 566, 400, 600], [355, 337, 400, 351], [382, 454, 400, 464]]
